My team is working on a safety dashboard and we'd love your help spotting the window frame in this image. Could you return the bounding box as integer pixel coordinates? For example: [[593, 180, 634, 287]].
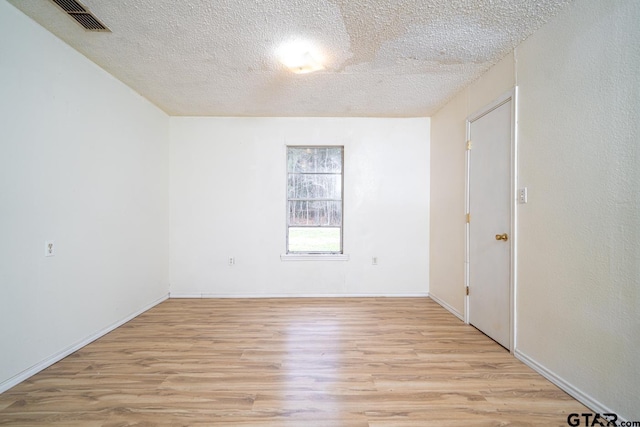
[[285, 145, 344, 255]]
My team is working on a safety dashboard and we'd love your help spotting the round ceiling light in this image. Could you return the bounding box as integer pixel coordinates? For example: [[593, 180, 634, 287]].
[[277, 39, 325, 74]]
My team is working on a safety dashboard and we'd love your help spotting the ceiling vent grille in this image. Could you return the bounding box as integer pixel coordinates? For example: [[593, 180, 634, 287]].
[[49, 0, 110, 32]]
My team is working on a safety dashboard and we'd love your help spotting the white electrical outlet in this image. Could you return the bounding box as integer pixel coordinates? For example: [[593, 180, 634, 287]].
[[45, 240, 55, 257], [228, 257, 235, 266], [518, 187, 528, 204], [372, 256, 378, 265]]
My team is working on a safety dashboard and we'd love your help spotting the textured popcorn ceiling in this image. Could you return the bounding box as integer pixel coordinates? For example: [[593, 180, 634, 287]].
[[8, 0, 572, 117]]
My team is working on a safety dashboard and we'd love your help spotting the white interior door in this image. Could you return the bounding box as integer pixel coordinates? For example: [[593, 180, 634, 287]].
[[467, 95, 514, 350]]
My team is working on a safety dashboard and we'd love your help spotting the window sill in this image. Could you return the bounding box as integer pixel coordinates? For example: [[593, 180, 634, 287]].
[[280, 254, 350, 261]]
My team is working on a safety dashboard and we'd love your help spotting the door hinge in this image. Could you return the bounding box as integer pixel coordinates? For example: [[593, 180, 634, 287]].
[[466, 286, 470, 296], [466, 140, 472, 150], [466, 213, 470, 223]]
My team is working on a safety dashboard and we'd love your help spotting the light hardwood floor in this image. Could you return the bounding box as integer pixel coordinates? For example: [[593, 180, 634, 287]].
[[0, 298, 589, 426]]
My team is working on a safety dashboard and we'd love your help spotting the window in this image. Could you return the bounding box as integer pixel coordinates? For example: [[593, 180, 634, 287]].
[[287, 146, 343, 254]]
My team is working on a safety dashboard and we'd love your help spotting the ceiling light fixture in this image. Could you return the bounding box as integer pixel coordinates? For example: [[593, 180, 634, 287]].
[[277, 40, 325, 74]]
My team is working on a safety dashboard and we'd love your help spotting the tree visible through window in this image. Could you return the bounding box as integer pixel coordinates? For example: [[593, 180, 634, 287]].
[[287, 146, 343, 254]]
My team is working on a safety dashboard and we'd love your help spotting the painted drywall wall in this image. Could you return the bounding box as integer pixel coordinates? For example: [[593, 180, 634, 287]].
[[170, 117, 430, 296], [430, 0, 639, 419], [429, 52, 515, 318], [515, 0, 639, 419], [0, 1, 170, 390]]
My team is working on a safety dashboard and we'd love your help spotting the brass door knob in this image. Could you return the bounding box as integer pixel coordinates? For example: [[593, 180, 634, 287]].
[[495, 233, 509, 241]]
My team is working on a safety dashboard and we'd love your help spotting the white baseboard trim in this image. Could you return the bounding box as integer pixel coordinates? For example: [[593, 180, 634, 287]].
[[514, 349, 620, 418], [0, 293, 169, 394], [168, 293, 203, 298], [170, 292, 430, 299], [428, 293, 464, 321]]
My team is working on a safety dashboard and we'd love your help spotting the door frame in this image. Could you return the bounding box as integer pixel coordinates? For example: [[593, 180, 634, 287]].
[[464, 87, 518, 353]]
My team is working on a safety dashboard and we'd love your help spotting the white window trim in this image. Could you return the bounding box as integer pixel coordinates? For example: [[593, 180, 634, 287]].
[[280, 254, 350, 261]]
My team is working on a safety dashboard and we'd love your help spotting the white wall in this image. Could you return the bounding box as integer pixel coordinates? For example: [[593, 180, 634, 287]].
[[0, 1, 170, 390], [515, 0, 640, 419], [170, 117, 430, 296], [430, 0, 639, 419]]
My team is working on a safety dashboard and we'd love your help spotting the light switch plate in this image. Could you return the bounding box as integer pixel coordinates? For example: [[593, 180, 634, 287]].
[[518, 188, 528, 204]]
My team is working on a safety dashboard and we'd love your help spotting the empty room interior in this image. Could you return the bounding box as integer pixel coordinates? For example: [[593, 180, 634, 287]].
[[1, 0, 638, 425]]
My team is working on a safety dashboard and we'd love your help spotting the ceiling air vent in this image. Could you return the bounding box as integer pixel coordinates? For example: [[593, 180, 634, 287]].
[[49, 0, 110, 32]]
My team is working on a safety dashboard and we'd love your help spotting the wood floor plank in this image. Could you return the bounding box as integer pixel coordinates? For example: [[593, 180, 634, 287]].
[[0, 298, 590, 426]]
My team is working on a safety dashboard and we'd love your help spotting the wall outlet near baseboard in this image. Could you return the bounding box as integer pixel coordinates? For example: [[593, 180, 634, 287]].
[[45, 240, 55, 257], [228, 257, 235, 266], [372, 256, 378, 265]]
